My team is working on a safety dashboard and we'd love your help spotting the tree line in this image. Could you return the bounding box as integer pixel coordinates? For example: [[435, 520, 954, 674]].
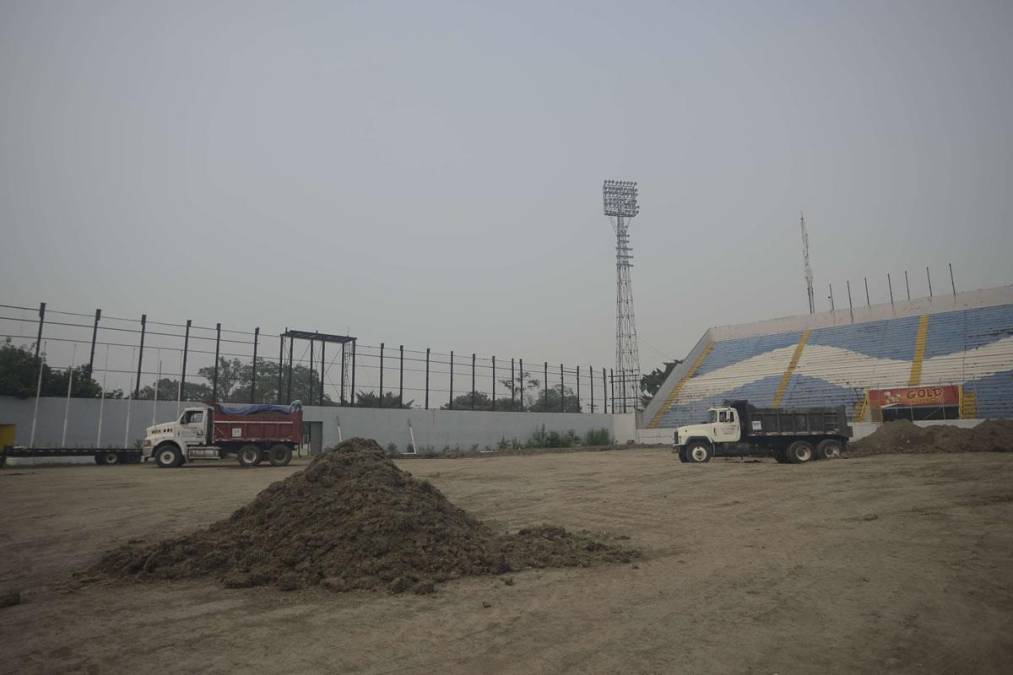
[[1, 340, 680, 410]]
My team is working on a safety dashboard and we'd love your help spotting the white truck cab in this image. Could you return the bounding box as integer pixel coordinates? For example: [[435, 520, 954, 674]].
[[142, 406, 210, 462], [674, 406, 742, 452]]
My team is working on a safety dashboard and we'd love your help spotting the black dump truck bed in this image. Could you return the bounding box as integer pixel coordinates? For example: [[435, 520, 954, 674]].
[[725, 400, 852, 439]]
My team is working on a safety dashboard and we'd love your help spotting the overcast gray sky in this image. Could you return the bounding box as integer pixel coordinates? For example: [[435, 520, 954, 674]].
[[2, 0, 1011, 377]]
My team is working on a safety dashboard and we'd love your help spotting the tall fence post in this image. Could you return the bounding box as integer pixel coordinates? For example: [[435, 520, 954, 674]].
[[29, 340, 45, 447], [905, 270, 911, 301], [286, 332, 294, 404], [98, 344, 109, 445], [425, 348, 430, 410], [491, 356, 496, 411], [888, 273, 895, 309], [559, 363, 564, 412], [62, 344, 77, 448], [589, 365, 594, 413], [610, 369, 615, 413], [34, 302, 46, 362], [471, 353, 476, 410], [277, 331, 285, 404], [949, 262, 956, 297], [615, 368, 624, 415], [829, 283, 835, 312], [88, 308, 101, 375], [518, 358, 524, 411], [308, 339, 315, 405], [864, 277, 871, 307], [211, 321, 222, 401], [350, 339, 356, 406], [320, 340, 326, 405], [340, 342, 346, 405], [543, 362, 548, 410], [180, 320, 191, 405], [927, 266, 933, 300], [846, 281, 854, 323], [135, 314, 147, 399], [449, 350, 454, 409], [576, 365, 581, 413], [399, 345, 404, 408], [251, 327, 259, 404], [602, 367, 607, 414], [510, 358, 515, 409], [379, 342, 385, 407]]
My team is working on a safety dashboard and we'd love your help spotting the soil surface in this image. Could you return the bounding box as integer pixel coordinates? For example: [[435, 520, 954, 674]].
[[94, 439, 635, 593], [1, 448, 1012, 673], [849, 419, 1013, 456]]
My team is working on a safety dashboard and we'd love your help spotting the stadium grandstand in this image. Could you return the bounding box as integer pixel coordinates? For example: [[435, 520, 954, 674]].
[[643, 285, 1013, 431]]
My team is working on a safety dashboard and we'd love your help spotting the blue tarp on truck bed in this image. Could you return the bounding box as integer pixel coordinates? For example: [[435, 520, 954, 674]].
[[213, 403, 301, 416]]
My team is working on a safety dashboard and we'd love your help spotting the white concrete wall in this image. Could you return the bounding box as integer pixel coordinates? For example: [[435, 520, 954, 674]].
[[636, 428, 673, 446], [0, 397, 633, 459]]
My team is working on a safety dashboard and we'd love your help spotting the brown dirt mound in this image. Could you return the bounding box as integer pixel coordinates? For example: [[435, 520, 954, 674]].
[[848, 419, 1013, 457], [94, 438, 637, 593]]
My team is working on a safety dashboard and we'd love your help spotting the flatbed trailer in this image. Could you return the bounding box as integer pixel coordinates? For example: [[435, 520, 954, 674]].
[[1, 446, 142, 467]]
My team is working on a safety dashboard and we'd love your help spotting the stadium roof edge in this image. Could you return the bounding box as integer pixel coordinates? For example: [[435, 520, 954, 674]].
[[709, 284, 1013, 342]]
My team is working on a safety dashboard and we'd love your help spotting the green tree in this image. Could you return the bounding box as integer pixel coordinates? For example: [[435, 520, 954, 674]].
[[355, 391, 412, 409], [195, 357, 335, 405], [640, 360, 681, 408], [0, 340, 105, 398]]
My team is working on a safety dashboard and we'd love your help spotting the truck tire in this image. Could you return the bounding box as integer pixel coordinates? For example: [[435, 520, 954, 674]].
[[685, 441, 712, 464], [816, 438, 843, 460], [677, 447, 689, 463], [98, 451, 120, 466], [155, 444, 183, 468], [773, 447, 788, 464], [786, 440, 814, 464], [268, 444, 293, 467], [237, 444, 261, 468]]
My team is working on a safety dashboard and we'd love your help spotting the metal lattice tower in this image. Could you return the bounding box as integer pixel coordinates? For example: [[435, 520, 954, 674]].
[[603, 179, 642, 413], [800, 211, 815, 315]]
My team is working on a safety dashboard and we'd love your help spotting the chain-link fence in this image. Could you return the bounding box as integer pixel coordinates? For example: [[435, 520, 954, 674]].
[[1, 301, 641, 415]]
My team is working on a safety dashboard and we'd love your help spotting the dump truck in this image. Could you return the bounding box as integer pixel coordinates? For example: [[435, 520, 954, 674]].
[[143, 403, 302, 468], [673, 399, 851, 464]]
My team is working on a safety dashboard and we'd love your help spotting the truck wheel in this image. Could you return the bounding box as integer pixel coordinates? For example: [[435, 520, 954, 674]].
[[238, 444, 261, 468], [685, 441, 711, 464], [816, 439, 843, 460], [155, 445, 183, 468], [99, 451, 120, 466], [268, 444, 293, 467], [786, 441, 814, 464], [772, 448, 787, 463], [677, 448, 689, 463]]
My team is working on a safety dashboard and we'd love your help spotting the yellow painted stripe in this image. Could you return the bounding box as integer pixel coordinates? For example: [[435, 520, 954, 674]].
[[647, 342, 714, 428], [908, 315, 929, 386], [771, 329, 811, 408], [853, 394, 868, 422], [960, 390, 976, 418]]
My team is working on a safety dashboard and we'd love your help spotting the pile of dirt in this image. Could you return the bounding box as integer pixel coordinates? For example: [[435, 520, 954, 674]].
[[95, 438, 637, 594], [848, 419, 1013, 457]]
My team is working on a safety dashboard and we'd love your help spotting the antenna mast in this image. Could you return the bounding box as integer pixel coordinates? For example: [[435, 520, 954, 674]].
[[603, 179, 642, 413], [801, 211, 815, 314]]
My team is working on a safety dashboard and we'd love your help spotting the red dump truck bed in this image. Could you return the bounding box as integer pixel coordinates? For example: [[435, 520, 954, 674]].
[[210, 407, 303, 445]]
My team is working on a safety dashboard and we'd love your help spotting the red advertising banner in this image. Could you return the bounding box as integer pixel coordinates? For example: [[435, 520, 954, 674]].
[[867, 385, 961, 420]]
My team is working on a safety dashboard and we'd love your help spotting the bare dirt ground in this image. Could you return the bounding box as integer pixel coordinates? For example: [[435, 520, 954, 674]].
[[1, 449, 1011, 674]]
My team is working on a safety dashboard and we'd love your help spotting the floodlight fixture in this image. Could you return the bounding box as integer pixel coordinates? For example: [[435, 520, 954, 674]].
[[602, 179, 639, 218]]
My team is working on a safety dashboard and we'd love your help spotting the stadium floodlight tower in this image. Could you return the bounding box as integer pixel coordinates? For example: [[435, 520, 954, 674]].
[[603, 179, 642, 414]]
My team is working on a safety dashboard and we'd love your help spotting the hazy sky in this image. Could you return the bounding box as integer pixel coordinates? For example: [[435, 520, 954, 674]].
[[2, 0, 1011, 377]]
